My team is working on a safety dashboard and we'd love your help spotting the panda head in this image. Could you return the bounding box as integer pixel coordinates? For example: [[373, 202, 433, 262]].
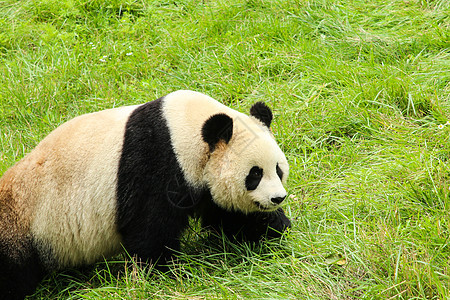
[[202, 102, 289, 213]]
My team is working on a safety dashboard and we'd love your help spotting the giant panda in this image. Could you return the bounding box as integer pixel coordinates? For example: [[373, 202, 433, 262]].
[[0, 90, 290, 299]]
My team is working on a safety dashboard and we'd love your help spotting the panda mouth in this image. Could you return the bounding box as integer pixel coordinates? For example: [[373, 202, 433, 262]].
[[253, 201, 272, 211]]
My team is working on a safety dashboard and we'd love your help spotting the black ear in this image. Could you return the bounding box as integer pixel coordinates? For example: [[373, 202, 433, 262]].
[[202, 113, 233, 152], [250, 102, 273, 128]]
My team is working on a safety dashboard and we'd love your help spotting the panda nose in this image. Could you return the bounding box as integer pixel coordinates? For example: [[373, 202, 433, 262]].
[[271, 196, 286, 205]]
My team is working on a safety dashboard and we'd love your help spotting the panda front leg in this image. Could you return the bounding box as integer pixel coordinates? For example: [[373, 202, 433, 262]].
[[200, 200, 291, 242], [118, 209, 189, 270]]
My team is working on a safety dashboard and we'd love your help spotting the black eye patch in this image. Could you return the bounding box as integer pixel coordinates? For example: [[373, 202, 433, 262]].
[[276, 163, 283, 180], [245, 166, 263, 191]]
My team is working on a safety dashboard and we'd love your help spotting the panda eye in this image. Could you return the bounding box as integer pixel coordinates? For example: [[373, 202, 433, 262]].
[[276, 163, 283, 180], [245, 166, 263, 191], [250, 166, 263, 177]]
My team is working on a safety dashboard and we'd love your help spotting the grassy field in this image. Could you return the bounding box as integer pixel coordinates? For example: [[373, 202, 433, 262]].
[[1, 0, 449, 299]]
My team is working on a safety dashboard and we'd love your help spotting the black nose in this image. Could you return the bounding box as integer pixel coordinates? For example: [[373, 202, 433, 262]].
[[271, 196, 286, 205]]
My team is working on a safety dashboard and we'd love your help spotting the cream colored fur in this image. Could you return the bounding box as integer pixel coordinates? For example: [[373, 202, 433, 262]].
[[0, 90, 288, 269], [163, 90, 289, 214], [1, 105, 138, 269]]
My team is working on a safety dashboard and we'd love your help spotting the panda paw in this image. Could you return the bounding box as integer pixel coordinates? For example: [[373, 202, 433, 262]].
[[200, 202, 291, 242], [263, 207, 291, 239], [239, 207, 291, 242]]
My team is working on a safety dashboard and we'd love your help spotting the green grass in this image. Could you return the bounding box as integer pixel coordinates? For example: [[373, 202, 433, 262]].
[[1, 0, 449, 298]]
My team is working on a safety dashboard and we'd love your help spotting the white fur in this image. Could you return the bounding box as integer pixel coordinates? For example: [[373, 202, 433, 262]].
[[26, 105, 139, 268]]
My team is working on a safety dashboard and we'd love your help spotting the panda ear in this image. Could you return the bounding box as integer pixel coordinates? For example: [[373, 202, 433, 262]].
[[250, 102, 273, 128], [202, 113, 233, 152]]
